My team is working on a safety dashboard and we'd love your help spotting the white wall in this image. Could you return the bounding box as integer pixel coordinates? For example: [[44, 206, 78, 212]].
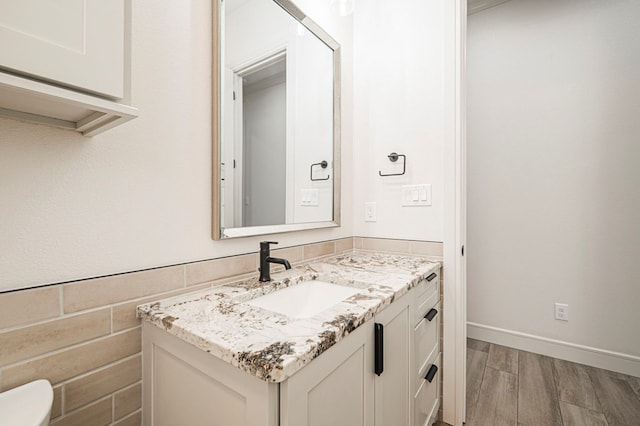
[[290, 25, 334, 224], [0, 0, 353, 291], [468, 0, 640, 363], [353, 0, 445, 242], [224, 0, 290, 68]]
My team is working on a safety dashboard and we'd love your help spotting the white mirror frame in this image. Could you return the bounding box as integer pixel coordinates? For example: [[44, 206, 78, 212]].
[[212, 0, 341, 240]]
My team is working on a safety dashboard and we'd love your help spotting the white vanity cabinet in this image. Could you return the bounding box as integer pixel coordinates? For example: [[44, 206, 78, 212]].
[[412, 272, 442, 426], [142, 270, 442, 426], [280, 321, 375, 426], [142, 324, 280, 426], [282, 291, 414, 426], [142, 319, 374, 426], [0, 0, 137, 135], [373, 292, 412, 426], [372, 272, 442, 426]]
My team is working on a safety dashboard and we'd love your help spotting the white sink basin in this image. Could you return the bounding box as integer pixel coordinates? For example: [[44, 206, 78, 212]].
[[246, 280, 360, 319]]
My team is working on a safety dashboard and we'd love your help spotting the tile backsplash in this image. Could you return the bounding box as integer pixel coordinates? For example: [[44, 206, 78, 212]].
[[0, 237, 441, 425]]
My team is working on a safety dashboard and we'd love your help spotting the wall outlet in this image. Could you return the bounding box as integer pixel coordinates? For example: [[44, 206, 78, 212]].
[[555, 303, 569, 321], [365, 202, 377, 222]]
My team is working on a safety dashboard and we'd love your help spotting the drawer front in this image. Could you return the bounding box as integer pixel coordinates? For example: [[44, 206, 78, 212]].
[[414, 303, 440, 380], [414, 352, 441, 426], [413, 272, 440, 325]]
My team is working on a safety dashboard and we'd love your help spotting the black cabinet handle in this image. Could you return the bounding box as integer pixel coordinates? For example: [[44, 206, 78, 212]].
[[426, 272, 437, 282], [424, 308, 438, 322], [425, 364, 438, 383], [374, 323, 384, 376]]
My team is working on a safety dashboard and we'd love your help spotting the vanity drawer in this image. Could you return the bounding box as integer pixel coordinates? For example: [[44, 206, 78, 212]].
[[414, 352, 441, 426], [414, 302, 440, 380], [413, 272, 440, 325]]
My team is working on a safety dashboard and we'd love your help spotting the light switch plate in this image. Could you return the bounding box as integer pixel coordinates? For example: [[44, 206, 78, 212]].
[[402, 184, 431, 206], [301, 189, 319, 206]]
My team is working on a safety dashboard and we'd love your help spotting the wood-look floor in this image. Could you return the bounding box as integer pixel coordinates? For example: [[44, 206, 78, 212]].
[[465, 338, 640, 426]]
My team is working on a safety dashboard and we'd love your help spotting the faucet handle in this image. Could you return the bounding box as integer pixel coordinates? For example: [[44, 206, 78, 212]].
[[260, 241, 278, 250]]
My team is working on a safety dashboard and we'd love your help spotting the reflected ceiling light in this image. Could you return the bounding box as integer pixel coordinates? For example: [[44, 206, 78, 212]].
[[330, 0, 355, 17]]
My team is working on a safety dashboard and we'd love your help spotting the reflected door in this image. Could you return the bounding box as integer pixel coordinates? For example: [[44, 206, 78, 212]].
[[242, 69, 287, 227]]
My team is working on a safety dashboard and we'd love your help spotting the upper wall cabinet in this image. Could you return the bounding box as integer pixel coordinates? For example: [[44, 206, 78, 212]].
[[0, 0, 137, 136], [1, 0, 124, 98]]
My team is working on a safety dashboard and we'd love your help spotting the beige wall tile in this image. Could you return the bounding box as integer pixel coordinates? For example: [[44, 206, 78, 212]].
[[361, 237, 411, 254], [185, 254, 256, 286], [208, 272, 257, 288], [265, 246, 306, 274], [354, 237, 364, 249], [64, 266, 184, 313], [0, 287, 59, 329], [111, 300, 147, 334], [112, 284, 210, 332], [114, 411, 141, 426], [271, 246, 305, 265], [51, 385, 63, 420], [51, 396, 112, 426], [0, 309, 110, 367], [3, 328, 141, 389], [335, 237, 354, 253], [410, 241, 444, 257], [114, 383, 142, 420], [303, 241, 335, 260], [65, 355, 141, 411]]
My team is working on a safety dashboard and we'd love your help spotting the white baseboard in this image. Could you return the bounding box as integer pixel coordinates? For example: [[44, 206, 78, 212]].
[[467, 322, 640, 377]]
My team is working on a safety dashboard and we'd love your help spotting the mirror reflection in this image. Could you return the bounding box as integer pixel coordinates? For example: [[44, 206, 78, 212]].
[[219, 0, 339, 236]]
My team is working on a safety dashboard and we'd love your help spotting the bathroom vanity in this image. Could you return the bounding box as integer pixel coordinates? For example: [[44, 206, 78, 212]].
[[138, 252, 441, 426]]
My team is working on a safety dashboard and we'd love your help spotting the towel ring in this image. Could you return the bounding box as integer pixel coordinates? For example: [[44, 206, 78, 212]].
[[310, 160, 330, 181], [379, 152, 406, 177]]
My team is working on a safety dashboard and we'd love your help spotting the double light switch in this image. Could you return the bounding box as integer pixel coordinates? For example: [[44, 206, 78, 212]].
[[301, 189, 319, 206], [402, 184, 431, 206]]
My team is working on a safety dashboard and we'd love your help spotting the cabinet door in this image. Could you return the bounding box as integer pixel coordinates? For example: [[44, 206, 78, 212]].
[[281, 321, 375, 426], [374, 291, 412, 426], [142, 324, 278, 426], [0, 0, 125, 98]]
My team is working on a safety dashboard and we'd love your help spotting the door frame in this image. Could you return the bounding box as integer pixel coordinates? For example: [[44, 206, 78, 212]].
[[442, 0, 467, 424]]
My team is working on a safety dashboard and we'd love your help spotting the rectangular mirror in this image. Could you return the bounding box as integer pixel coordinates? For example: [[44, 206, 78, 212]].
[[212, 0, 341, 239]]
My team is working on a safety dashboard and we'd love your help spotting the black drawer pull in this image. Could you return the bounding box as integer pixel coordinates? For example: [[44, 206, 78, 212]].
[[374, 323, 384, 376], [425, 364, 438, 383], [424, 308, 438, 322], [426, 272, 437, 282]]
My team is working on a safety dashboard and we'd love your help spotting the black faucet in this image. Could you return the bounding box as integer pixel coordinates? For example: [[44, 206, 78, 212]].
[[259, 241, 292, 282]]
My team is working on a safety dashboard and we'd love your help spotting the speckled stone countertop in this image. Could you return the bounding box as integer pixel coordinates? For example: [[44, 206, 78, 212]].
[[137, 251, 441, 383]]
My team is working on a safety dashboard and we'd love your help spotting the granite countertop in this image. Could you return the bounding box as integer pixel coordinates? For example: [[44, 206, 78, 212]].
[[137, 250, 441, 383]]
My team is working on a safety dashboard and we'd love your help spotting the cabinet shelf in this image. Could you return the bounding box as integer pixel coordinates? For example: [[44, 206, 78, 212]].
[[0, 71, 138, 136]]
